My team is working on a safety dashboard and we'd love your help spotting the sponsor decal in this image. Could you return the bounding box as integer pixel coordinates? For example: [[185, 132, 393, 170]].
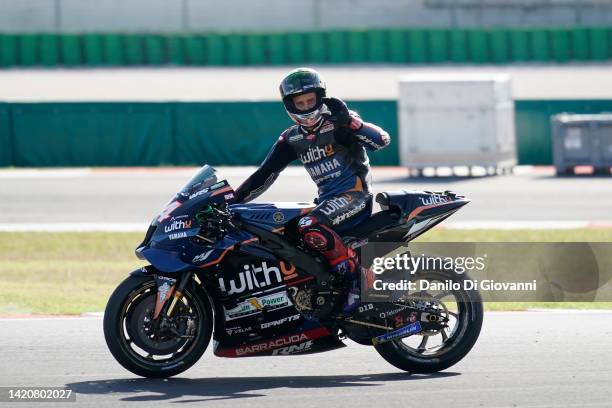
[[298, 216, 314, 228], [331, 201, 367, 225], [381, 132, 391, 145], [164, 218, 193, 233], [224, 193, 235, 200], [272, 340, 314, 355], [189, 190, 208, 200], [260, 314, 301, 329], [218, 261, 297, 295], [166, 228, 199, 241], [305, 158, 342, 179], [273, 211, 285, 223], [226, 326, 253, 335], [224, 302, 258, 321], [188, 181, 226, 200], [288, 134, 304, 142], [320, 195, 351, 216], [158, 282, 172, 303], [306, 134, 316, 141], [236, 333, 308, 356], [358, 303, 374, 313], [224, 291, 293, 321], [311, 170, 342, 184], [215, 327, 330, 357], [409, 311, 418, 323], [209, 181, 226, 191], [157, 201, 182, 222], [349, 238, 369, 249], [153, 276, 176, 318], [320, 123, 335, 133], [192, 250, 214, 263], [299, 144, 334, 164], [378, 305, 410, 319], [355, 133, 387, 150], [419, 194, 448, 206], [280, 262, 298, 280], [169, 231, 187, 240], [372, 322, 422, 345]]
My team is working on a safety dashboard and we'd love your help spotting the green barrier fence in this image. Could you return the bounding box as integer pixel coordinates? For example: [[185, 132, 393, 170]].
[[0, 103, 11, 166], [287, 33, 306, 64], [1, 27, 611, 67], [449, 30, 468, 62], [388, 30, 408, 63], [167, 35, 186, 65], [2, 99, 612, 167], [83, 34, 103, 66], [19, 34, 39, 66], [509, 29, 530, 61], [40, 34, 59, 66], [348, 31, 367, 63], [103, 34, 124, 65], [515, 100, 612, 165], [61, 34, 82, 66], [306, 32, 326, 63], [184, 36, 205, 65], [10, 104, 174, 167], [0, 34, 17, 66]]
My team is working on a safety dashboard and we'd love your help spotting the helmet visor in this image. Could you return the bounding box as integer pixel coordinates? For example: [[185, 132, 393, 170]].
[[280, 71, 324, 97]]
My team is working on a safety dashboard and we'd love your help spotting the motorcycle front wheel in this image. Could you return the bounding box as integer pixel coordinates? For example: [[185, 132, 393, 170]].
[[103, 274, 213, 378]]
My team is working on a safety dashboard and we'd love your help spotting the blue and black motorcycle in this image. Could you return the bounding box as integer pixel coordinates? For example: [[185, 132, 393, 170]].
[[103, 165, 483, 378]]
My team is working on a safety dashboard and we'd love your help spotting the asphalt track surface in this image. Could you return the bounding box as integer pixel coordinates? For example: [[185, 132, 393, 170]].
[[1, 311, 611, 407], [0, 166, 611, 226]]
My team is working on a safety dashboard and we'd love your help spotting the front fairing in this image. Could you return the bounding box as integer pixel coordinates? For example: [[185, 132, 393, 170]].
[[135, 165, 253, 273]]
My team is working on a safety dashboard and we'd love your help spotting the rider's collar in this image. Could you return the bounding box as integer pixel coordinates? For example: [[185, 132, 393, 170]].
[[300, 117, 326, 135]]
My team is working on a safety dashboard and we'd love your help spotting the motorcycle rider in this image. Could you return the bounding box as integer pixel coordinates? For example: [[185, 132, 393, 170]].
[[234, 67, 390, 316]]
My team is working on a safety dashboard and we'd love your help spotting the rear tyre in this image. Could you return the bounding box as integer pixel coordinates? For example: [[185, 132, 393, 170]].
[[103, 275, 213, 378], [374, 271, 483, 373]]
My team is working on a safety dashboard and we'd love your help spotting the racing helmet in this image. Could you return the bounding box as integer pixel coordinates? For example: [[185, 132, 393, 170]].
[[279, 67, 326, 127]]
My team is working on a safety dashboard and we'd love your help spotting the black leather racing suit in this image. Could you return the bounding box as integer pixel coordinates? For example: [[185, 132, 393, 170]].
[[235, 110, 390, 313]]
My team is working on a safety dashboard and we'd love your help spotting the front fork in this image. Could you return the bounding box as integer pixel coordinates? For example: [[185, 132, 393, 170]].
[[153, 271, 194, 319], [130, 266, 193, 320]]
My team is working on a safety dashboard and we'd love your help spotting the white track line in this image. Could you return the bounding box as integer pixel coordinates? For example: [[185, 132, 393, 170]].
[[0, 169, 93, 178], [0, 223, 148, 232]]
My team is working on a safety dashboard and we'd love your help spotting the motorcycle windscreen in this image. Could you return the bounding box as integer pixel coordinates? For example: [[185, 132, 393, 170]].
[[177, 165, 221, 198]]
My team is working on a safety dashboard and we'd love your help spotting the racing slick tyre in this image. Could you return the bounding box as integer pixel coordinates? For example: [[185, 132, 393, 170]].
[[374, 270, 483, 373], [104, 274, 213, 378]]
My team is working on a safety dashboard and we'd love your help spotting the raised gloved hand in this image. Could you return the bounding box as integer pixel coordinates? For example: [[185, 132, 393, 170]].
[[323, 97, 363, 131], [322, 97, 352, 127]]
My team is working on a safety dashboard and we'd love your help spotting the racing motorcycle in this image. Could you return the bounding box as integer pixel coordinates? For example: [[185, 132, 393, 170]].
[[104, 165, 483, 378]]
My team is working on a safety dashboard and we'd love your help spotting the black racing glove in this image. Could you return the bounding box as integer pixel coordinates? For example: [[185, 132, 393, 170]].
[[322, 97, 352, 128]]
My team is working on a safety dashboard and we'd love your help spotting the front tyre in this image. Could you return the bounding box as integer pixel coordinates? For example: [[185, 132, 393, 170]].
[[374, 271, 483, 373], [103, 274, 213, 378]]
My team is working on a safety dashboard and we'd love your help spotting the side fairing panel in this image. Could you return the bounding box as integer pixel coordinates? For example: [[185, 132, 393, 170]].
[[230, 202, 314, 232]]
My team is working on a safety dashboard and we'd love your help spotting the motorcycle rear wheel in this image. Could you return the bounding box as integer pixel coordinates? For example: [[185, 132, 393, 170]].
[[374, 270, 483, 373]]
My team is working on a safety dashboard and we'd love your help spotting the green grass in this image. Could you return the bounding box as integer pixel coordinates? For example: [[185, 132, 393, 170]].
[[0, 232, 145, 314], [1, 229, 611, 314]]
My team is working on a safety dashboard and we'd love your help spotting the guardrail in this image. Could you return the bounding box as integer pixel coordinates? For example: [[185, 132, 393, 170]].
[[1, 27, 611, 67], [2, 99, 612, 167]]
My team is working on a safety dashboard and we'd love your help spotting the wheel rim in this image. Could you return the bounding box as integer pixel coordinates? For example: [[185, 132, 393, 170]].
[[117, 281, 205, 368], [392, 272, 472, 358]]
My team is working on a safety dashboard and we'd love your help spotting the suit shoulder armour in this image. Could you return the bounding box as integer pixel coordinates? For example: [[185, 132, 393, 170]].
[[280, 125, 305, 143]]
